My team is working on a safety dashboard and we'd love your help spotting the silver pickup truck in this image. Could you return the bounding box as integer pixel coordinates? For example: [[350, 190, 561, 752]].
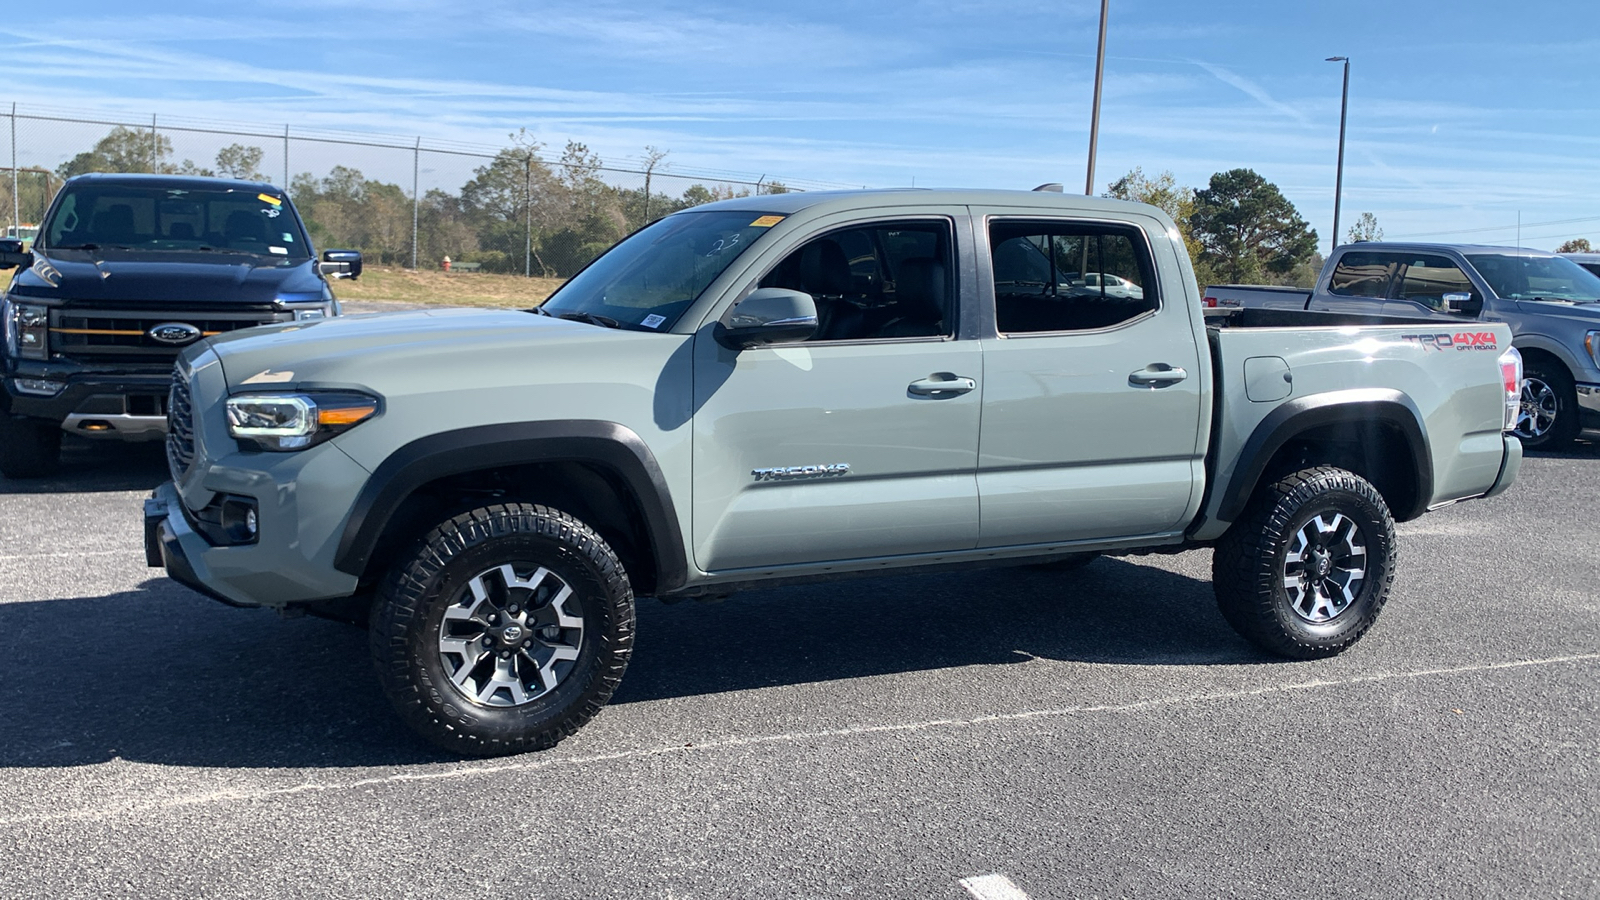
[[1207, 242, 1600, 449], [144, 190, 1523, 755]]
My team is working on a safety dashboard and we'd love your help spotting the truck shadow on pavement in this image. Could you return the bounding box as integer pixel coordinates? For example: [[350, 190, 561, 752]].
[[0, 557, 1271, 770], [0, 437, 169, 495]]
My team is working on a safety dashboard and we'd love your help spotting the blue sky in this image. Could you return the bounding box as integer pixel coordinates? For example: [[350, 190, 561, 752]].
[[4, 0, 1598, 252]]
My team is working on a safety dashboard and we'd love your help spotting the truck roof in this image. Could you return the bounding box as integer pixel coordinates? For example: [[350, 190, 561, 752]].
[[689, 188, 1167, 219], [1331, 241, 1558, 258], [62, 172, 281, 192]]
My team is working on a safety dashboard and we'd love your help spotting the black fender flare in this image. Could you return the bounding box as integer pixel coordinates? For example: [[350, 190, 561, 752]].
[[1216, 388, 1433, 523], [333, 420, 687, 592]]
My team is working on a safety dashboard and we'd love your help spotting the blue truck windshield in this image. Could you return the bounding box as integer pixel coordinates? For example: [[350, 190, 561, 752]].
[[1466, 254, 1600, 303], [41, 185, 310, 259], [541, 210, 784, 331]]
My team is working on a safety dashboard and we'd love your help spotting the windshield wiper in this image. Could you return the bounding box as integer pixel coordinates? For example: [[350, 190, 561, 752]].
[[51, 243, 100, 250], [558, 311, 622, 329]]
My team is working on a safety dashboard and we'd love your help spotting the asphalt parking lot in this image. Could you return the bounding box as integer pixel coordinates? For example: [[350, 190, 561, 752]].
[[0, 437, 1595, 899]]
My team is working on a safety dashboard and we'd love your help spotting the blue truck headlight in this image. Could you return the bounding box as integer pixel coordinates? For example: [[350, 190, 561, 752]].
[[4, 298, 49, 360], [226, 391, 379, 451]]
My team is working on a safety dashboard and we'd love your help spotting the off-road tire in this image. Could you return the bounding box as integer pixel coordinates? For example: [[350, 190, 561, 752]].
[[1515, 359, 1578, 451], [0, 414, 62, 479], [1212, 466, 1396, 659], [370, 503, 635, 756]]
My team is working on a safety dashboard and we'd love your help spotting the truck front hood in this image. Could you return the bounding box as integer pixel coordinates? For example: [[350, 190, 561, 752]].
[[1514, 299, 1600, 323], [196, 307, 655, 390], [10, 249, 326, 305]]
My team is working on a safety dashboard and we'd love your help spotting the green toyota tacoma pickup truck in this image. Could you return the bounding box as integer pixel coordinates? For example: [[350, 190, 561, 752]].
[[145, 189, 1525, 756]]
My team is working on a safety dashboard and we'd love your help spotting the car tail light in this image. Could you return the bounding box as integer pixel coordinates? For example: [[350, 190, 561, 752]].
[[1499, 347, 1523, 432], [1202, 296, 1217, 308]]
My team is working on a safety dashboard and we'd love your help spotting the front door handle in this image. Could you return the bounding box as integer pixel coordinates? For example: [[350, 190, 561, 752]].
[[908, 373, 976, 398], [1128, 364, 1188, 387]]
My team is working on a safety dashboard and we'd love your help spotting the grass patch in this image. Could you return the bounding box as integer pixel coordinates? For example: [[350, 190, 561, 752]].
[[333, 266, 566, 309]]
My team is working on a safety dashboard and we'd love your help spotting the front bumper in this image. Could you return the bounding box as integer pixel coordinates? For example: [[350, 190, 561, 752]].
[[5, 366, 172, 441], [144, 444, 369, 608], [1575, 383, 1600, 430]]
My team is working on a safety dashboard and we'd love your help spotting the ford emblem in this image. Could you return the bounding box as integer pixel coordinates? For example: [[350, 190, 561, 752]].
[[148, 322, 202, 345]]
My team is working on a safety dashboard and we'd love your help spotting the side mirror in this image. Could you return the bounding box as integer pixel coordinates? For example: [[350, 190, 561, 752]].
[[714, 288, 818, 350], [319, 249, 363, 280], [1443, 292, 1482, 316], [0, 238, 31, 271]]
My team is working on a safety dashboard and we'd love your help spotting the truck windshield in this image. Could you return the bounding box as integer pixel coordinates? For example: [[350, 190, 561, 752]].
[[1466, 254, 1600, 303], [540, 210, 782, 331], [40, 185, 310, 259]]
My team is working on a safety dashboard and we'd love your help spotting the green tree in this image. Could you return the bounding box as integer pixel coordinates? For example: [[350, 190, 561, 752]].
[[291, 166, 415, 264], [214, 144, 268, 182], [1346, 211, 1383, 243], [1557, 238, 1594, 254], [1104, 167, 1210, 283], [1188, 168, 1318, 284], [57, 126, 175, 178]]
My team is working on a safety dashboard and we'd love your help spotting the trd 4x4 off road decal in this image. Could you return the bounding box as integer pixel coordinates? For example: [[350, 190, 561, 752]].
[[1401, 332, 1499, 352]]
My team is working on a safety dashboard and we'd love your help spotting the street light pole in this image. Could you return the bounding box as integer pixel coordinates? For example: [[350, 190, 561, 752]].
[[1327, 56, 1349, 250], [1085, 0, 1109, 196]]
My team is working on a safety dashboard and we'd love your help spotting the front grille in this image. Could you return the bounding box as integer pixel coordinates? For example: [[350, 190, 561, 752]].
[[166, 366, 195, 481], [51, 309, 281, 363]]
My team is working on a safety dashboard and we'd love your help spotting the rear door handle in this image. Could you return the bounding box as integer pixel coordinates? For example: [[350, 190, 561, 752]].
[[908, 373, 976, 398], [1128, 365, 1188, 387]]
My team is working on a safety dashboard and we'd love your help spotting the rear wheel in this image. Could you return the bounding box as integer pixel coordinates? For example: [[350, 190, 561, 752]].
[[1212, 466, 1396, 659], [1515, 359, 1578, 450], [370, 503, 635, 756], [0, 414, 62, 479]]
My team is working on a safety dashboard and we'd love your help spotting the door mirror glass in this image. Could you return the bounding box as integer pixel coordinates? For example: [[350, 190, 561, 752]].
[[0, 238, 30, 270], [1442, 292, 1483, 316], [715, 288, 818, 349], [319, 249, 363, 280]]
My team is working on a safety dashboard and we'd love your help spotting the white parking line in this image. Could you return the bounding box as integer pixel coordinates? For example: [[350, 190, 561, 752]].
[[0, 651, 1595, 828], [960, 873, 1033, 900]]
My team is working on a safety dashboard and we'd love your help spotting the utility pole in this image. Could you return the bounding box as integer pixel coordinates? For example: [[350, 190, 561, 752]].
[[10, 103, 18, 236], [1084, 0, 1109, 195], [419, 136, 425, 267], [524, 154, 533, 278], [1327, 56, 1350, 250]]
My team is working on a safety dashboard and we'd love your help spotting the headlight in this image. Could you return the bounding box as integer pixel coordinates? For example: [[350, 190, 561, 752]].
[[276, 300, 340, 322], [4, 298, 49, 360], [226, 391, 379, 451], [1586, 331, 1600, 369]]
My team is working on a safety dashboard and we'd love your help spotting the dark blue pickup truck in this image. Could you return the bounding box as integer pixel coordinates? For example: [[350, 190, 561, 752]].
[[0, 174, 362, 477]]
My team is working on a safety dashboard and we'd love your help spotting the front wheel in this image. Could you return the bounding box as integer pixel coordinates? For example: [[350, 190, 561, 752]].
[[1212, 466, 1397, 659], [370, 503, 635, 756]]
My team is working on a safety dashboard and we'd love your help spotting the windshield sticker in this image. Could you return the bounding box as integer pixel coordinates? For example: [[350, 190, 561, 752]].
[[268, 246, 288, 255], [281, 233, 296, 243], [749, 215, 785, 228], [641, 314, 667, 329], [258, 194, 283, 207]]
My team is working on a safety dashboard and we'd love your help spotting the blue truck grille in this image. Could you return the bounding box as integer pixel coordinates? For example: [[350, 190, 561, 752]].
[[166, 367, 195, 480]]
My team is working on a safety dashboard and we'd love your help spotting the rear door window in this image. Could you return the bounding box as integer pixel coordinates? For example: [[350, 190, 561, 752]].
[[1326, 252, 1399, 298], [988, 221, 1156, 333], [1391, 255, 1478, 311]]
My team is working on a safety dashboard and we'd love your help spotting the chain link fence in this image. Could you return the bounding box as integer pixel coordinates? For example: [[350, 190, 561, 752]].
[[3, 102, 860, 277]]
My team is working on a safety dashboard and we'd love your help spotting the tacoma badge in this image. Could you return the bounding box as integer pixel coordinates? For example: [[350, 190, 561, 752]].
[[751, 464, 851, 482]]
